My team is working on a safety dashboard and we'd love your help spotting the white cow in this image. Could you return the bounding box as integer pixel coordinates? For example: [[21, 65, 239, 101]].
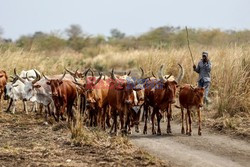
[[4, 69, 41, 114], [16, 71, 75, 120]]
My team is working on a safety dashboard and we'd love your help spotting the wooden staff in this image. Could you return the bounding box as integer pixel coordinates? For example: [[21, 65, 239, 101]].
[[185, 26, 195, 66]]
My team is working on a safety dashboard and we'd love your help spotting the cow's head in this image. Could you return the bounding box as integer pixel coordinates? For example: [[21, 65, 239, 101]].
[[14, 69, 41, 101], [73, 70, 103, 108], [156, 64, 184, 104], [43, 72, 66, 108], [190, 85, 205, 107], [110, 68, 145, 106]]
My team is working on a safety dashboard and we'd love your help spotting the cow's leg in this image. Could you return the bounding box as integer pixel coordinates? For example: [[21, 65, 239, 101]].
[[181, 106, 185, 134], [23, 100, 28, 114], [5, 98, 13, 113], [156, 109, 162, 135], [106, 107, 111, 128], [0, 92, 2, 111], [185, 111, 188, 135], [119, 110, 126, 135], [187, 109, 192, 136], [166, 104, 172, 134], [102, 106, 107, 130], [197, 108, 202, 136], [60, 103, 67, 121], [143, 104, 148, 134], [151, 108, 156, 135]]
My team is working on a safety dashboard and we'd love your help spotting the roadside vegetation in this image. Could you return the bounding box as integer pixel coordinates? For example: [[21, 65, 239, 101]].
[[0, 25, 249, 138]]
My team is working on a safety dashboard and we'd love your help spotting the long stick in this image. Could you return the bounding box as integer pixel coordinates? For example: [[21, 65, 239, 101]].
[[185, 26, 195, 66]]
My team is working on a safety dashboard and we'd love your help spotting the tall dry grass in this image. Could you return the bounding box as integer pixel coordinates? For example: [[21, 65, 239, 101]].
[[0, 44, 249, 117]]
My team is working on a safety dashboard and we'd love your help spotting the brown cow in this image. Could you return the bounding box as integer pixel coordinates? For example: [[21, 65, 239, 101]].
[[143, 64, 184, 135], [43, 72, 77, 123], [73, 71, 107, 128], [0, 70, 8, 110], [108, 69, 144, 135], [178, 84, 205, 136]]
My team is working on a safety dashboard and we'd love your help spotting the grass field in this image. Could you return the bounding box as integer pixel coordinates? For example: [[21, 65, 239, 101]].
[[1, 44, 249, 134]]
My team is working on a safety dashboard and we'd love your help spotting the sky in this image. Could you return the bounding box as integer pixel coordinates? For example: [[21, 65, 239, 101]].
[[0, 0, 250, 40]]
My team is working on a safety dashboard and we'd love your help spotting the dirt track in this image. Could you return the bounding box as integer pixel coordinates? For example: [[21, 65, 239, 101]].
[[130, 122, 250, 167]]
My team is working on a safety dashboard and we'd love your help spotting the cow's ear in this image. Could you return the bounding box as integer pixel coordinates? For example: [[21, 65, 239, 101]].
[[46, 82, 51, 85], [59, 81, 63, 84], [34, 85, 41, 88]]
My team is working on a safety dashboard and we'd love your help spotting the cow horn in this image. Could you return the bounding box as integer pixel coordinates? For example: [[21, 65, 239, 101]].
[[164, 73, 172, 80], [32, 70, 41, 84], [84, 68, 90, 83], [175, 64, 184, 84], [14, 68, 25, 83], [26, 73, 31, 81], [190, 85, 195, 90], [94, 72, 103, 85], [111, 69, 116, 80], [42, 73, 50, 80], [127, 71, 131, 76], [140, 67, 144, 78], [89, 68, 94, 78], [83, 68, 90, 77], [59, 72, 66, 82], [158, 65, 167, 82], [152, 72, 156, 78], [65, 67, 75, 76]]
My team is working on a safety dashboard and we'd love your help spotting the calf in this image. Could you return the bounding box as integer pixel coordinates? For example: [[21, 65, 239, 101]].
[[178, 84, 205, 136]]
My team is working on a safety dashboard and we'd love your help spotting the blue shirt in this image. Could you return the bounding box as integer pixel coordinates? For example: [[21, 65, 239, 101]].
[[194, 60, 212, 82]]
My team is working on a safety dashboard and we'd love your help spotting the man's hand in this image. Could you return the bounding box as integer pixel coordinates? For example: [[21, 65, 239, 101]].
[[193, 65, 196, 70]]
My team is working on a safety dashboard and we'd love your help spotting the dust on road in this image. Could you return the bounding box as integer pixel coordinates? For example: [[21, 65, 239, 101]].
[[130, 122, 250, 167]]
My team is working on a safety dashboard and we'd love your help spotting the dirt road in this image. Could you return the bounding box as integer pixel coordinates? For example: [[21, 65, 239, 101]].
[[130, 122, 250, 167]]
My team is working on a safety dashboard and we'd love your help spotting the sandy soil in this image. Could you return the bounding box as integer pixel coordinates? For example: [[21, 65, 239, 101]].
[[130, 122, 250, 167], [0, 104, 168, 167]]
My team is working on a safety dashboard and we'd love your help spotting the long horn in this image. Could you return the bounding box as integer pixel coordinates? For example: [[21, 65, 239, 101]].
[[175, 64, 184, 84], [190, 85, 195, 90], [42, 73, 50, 80], [65, 67, 75, 76], [158, 65, 167, 82], [94, 72, 103, 85], [14, 68, 25, 83], [83, 68, 90, 77], [140, 67, 144, 78], [111, 69, 116, 80], [26, 73, 32, 82], [32, 70, 41, 84], [84, 68, 90, 83], [164, 73, 172, 80], [127, 71, 131, 76], [152, 72, 156, 78], [59, 72, 66, 82], [89, 68, 94, 78]]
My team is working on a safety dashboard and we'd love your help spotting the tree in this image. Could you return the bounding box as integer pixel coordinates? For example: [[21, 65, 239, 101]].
[[65, 24, 83, 39], [110, 28, 125, 39]]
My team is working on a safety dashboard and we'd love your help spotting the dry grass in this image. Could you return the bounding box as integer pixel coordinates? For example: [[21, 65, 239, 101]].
[[1, 44, 249, 117]]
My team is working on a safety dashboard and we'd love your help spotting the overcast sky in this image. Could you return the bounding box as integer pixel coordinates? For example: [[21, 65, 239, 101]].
[[0, 0, 249, 40]]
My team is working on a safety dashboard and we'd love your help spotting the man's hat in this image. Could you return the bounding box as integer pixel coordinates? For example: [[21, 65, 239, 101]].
[[202, 51, 208, 57]]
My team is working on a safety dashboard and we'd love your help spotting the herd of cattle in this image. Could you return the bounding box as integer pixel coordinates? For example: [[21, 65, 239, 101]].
[[0, 64, 206, 136]]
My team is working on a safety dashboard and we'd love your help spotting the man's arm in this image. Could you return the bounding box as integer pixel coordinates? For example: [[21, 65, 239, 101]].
[[193, 63, 200, 73]]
